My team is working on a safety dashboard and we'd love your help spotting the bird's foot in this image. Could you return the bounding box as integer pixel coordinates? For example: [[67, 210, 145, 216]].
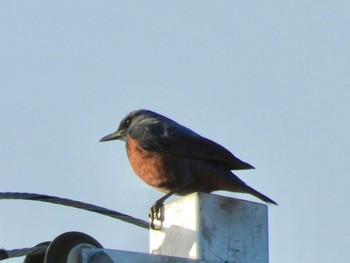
[[149, 200, 164, 230]]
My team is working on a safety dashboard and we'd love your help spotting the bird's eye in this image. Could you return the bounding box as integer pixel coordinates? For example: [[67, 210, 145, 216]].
[[125, 118, 131, 125]]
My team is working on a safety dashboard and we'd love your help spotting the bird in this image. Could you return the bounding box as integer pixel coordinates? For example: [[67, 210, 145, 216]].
[[100, 109, 277, 228]]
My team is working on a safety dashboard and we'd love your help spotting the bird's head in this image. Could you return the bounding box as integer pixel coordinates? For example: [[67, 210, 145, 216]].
[[99, 109, 161, 142]]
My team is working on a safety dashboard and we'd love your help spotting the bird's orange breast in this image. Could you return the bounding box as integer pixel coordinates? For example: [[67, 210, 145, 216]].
[[126, 136, 178, 192]]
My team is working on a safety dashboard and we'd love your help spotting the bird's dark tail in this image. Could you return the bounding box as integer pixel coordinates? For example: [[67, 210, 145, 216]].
[[241, 184, 278, 205], [223, 173, 278, 205]]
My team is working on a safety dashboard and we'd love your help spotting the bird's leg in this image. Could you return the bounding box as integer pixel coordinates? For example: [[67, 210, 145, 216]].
[[149, 190, 175, 230], [149, 184, 191, 230]]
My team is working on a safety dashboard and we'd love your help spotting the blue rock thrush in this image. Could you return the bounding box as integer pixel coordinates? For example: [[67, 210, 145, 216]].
[[100, 109, 277, 228]]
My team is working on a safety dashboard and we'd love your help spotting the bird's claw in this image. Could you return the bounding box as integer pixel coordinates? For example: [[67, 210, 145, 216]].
[[149, 200, 164, 230]]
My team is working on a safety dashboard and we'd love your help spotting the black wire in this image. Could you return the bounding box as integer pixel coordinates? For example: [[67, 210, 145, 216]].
[[0, 192, 149, 229]]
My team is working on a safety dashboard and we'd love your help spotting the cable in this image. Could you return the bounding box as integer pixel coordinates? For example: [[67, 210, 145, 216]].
[[0, 246, 48, 260], [0, 192, 149, 229], [0, 192, 150, 260]]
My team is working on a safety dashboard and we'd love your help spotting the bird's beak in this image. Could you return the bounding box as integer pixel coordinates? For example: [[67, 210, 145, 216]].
[[99, 130, 124, 142]]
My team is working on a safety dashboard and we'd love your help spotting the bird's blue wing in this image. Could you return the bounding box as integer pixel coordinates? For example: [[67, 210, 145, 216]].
[[132, 121, 254, 170]]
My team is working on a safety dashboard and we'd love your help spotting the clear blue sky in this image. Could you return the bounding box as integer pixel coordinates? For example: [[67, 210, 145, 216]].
[[1, 1, 349, 262]]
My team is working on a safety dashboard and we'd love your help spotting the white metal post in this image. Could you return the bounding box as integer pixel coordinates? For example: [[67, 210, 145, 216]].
[[150, 192, 269, 263]]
